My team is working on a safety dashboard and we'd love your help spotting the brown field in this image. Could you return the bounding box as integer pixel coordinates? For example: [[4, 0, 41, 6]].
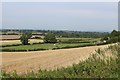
[[0, 35, 21, 40], [0, 35, 43, 40], [0, 39, 43, 45], [1, 44, 110, 74]]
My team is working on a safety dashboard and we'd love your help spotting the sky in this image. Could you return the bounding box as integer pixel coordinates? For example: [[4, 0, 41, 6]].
[[1, 0, 119, 2], [2, 2, 118, 32]]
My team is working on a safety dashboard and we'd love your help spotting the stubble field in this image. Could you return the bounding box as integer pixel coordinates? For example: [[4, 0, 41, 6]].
[[1, 44, 109, 74]]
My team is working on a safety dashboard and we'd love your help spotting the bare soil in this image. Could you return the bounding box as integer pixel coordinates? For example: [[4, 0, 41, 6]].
[[1, 44, 109, 74]]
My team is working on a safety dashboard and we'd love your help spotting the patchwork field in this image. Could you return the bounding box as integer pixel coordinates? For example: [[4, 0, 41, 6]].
[[1, 37, 102, 52], [1, 44, 109, 74], [0, 39, 43, 46], [1, 31, 119, 78]]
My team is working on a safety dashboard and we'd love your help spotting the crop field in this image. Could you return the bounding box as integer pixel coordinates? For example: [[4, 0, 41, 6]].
[[1, 1, 119, 78], [1, 43, 119, 78], [0, 35, 21, 40], [1, 44, 109, 74], [1, 30, 119, 78], [0, 39, 43, 46]]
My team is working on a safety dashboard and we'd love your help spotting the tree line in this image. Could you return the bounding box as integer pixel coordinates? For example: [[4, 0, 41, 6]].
[[20, 30, 119, 45], [1, 29, 109, 38]]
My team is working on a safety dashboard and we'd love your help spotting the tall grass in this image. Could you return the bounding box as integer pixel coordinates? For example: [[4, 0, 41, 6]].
[[1, 43, 119, 78]]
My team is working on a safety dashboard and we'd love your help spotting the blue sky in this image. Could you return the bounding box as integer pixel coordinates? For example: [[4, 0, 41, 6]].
[[2, 2, 118, 32]]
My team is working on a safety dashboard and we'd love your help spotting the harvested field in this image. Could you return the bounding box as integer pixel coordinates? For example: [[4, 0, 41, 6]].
[[0, 35, 43, 40], [0, 35, 21, 40], [1, 44, 110, 74], [0, 39, 43, 45], [29, 39, 43, 43], [0, 40, 21, 45]]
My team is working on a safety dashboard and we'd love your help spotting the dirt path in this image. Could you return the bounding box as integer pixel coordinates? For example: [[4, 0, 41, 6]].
[[1, 44, 110, 74]]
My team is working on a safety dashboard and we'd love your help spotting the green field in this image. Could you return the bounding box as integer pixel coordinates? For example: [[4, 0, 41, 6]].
[[1, 38, 100, 46], [2, 43, 94, 52], [57, 38, 100, 43], [57, 37, 100, 41]]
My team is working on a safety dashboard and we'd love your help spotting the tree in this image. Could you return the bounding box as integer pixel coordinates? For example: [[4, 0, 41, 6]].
[[20, 32, 32, 45], [102, 30, 120, 43], [44, 33, 57, 43], [111, 30, 118, 37]]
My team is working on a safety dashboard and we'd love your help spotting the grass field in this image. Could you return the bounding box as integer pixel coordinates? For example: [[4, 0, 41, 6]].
[[2, 43, 93, 52], [57, 38, 100, 43], [57, 37, 100, 41]]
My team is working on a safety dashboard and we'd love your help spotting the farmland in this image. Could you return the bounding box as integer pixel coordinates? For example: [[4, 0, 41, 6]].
[[1, 2, 119, 79], [0, 29, 119, 79], [1, 44, 110, 73], [0, 35, 21, 40], [1, 43, 119, 78], [1, 35, 102, 52], [0, 39, 43, 46], [1, 38, 102, 52], [1, 37, 99, 46], [2, 43, 91, 51]]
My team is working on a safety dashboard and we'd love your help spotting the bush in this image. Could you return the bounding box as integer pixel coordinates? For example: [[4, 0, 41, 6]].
[[102, 30, 120, 43], [1, 48, 47, 52]]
